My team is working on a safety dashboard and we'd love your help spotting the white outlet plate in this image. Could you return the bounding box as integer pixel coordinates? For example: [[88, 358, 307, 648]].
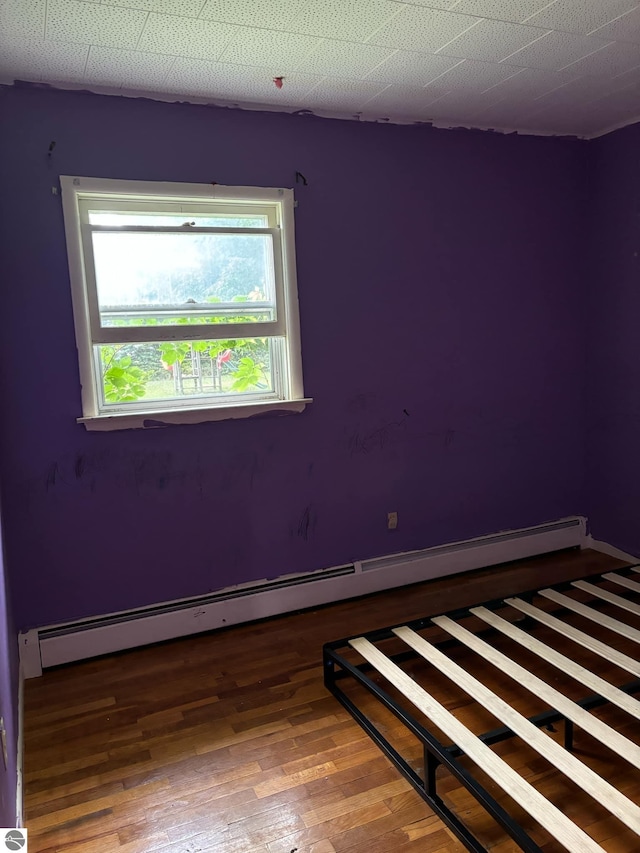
[[387, 511, 398, 530]]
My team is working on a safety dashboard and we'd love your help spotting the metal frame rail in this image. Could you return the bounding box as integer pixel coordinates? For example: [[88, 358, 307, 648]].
[[323, 565, 640, 853]]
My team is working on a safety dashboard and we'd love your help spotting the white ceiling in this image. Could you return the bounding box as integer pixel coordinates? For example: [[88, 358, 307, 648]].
[[2, 0, 640, 138]]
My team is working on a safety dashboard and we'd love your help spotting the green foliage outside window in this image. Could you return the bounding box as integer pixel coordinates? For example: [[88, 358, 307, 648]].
[[100, 295, 269, 403]]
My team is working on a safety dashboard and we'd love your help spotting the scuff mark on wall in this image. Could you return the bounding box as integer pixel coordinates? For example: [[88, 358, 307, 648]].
[[347, 417, 407, 455], [294, 505, 317, 541], [74, 455, 85, 479], [45, 463, 60, 492]]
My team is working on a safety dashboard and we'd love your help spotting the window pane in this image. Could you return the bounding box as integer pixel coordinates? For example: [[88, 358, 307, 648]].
[[92, 231, 276, 327], [96, 338, 276, 408]]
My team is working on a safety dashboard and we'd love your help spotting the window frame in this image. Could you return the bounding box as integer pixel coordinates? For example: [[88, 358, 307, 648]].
[[61, 176, 310, 431]]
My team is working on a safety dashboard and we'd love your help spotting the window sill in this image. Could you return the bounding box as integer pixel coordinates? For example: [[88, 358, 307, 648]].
[[78, 398, 313, 431]]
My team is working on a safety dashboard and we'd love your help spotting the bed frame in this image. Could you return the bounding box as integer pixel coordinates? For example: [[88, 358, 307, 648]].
[[323, 565, 640, 852]]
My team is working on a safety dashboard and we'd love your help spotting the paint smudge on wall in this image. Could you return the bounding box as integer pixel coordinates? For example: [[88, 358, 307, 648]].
[[295, 505, 317, 541]]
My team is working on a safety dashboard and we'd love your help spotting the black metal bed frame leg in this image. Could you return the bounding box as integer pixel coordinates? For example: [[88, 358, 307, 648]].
[[425, 748, 439, 797], [565, 718, 574, 752]]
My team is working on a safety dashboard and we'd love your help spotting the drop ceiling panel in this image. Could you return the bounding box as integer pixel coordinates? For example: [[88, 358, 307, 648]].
[[359, 84, 448, 118], [505, 30, 609, 70], [596, 80, 640, 110], [437, 18, 548, 62], [562, 39, 640, 77], [302, 78, 391, 111], [167, 58, 322, 103], [448, 0, 555, 23], [220, 29, 322, 71], [85, 46, 174, 88], [480, 66, 578, 99], [525, 0, 640, 36], [46, 0, 148, 49], [425, 58, 523, 91], [0, 37, 87, 80], [2, 0, 640, 137], [303, 40, 396, 77], [363, 51, 462, 86], [137, 15, 237, 61], [471, 98, 541, 128], [591, 7, 640, 45], [398, 0, 459, 8], [289, 0, 403, 42], [0, 0, 46, 39], [101, 0, 205, 15], [422, 86, 505, 113], [198, 0, 301, 30], [367, 6, 478, 53], [533, 73, 632, 106]]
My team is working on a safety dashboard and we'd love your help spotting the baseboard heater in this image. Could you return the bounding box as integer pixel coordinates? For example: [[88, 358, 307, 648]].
[[20, 516, 586, 677]]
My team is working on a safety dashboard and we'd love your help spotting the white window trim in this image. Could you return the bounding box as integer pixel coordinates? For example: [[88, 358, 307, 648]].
[[60, 176, 310, 431]]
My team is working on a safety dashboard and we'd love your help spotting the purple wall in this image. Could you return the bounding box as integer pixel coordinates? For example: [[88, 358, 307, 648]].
[[0, 503, 18, 827], [587, 122, 640, 555], [0, 83, 589, 631]]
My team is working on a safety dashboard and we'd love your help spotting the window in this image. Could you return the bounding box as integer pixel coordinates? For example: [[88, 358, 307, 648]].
[[61, 177, 309, 430]]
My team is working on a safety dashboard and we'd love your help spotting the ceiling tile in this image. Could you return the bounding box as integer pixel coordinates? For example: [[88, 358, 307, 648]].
[[302, 78, 390, 110], [425, 57, 523, 91], [46, 0, 148, 48], [0, 0, 45, 39], [2, 0, 640, 137], [219, 28, 322, 71], [359, 84, 448, 118], [471, 97, 541, 128], [612, 61, 640, 86], [366, 6, 477, 53], [363, 50, 461, 86], [199, 0, 301, 31], [591, 7, 640, 45], [448, 0, 554, 24], [532, 73, 630, 106], [101, 0, 204, 15], [504, 30, 608, 69], [167, 58, 322, 103], [481, 65, 579, 99], [562, 39, 640, 76], [419, 88, 497, 121], [524, 0, 639, 36], [397, 0, 459, 8], [289, 0, 402, 41], [0, 37, 87, 81], [302, 41, 396, 77], [138, 15, 237, 61], [594, 80, 640, 110], [85, 46, 173, 88], [438, 18, 548, 62]]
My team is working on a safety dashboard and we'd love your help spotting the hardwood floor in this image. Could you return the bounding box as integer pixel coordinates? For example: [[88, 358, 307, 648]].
[[23, 548, 635, 853]]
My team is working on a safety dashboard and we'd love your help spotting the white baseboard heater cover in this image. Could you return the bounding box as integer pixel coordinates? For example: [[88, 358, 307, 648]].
[[20, 516, 586, 677]]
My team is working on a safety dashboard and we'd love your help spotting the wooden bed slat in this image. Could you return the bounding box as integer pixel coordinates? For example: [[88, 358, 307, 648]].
[[348, 636, 605, 853], [540, 588, 640, 646], [603, 572, 640, 596], [573, 579, 640, 619], [506, 597, 640, 678], [470, 606, 640, 721], [431, 612, 640, 767], [392, 626, 640, 837]]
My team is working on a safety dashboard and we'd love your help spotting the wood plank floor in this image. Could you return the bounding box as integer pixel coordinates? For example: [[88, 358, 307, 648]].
[[23, 548, 634, 853]]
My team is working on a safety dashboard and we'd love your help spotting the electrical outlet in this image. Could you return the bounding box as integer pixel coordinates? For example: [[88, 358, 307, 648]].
[[387, 511, 398, 530]]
